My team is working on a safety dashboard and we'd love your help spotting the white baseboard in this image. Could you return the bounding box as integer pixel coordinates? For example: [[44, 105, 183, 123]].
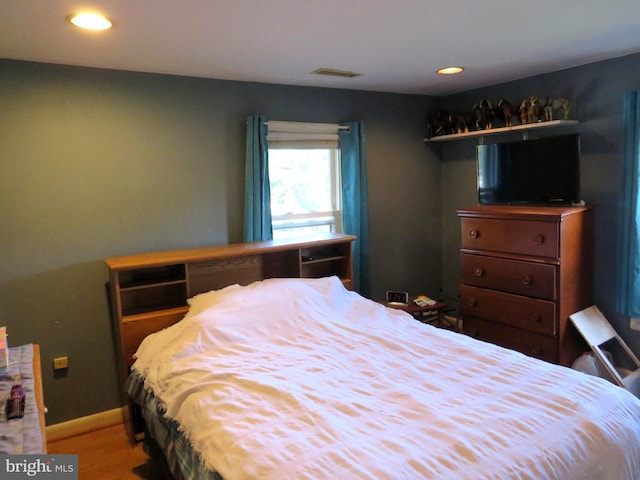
[[46, 408, 125, 442]]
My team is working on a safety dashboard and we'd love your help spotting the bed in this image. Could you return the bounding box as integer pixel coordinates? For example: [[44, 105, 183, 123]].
[[128, 276, 640, 480]]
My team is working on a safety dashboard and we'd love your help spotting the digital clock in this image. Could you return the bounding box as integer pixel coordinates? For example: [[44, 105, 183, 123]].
[[386, 290, 409, 305]]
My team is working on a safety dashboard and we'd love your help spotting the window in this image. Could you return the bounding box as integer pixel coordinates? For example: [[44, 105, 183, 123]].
[[264, 120, 343, 240], [268, 148, 342, 239], [245, 116, 369, 294]]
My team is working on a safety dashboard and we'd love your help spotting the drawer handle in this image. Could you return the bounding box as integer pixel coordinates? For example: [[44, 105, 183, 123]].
[[530, 312, 542, 323], [521, 274, 532, 285], [474, 267, 484, 277], [467, 298, 477, 308], [469, 229, 480, 239], [533, 233, 545, 244]]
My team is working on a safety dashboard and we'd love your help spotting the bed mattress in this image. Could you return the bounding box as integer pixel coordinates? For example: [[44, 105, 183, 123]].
[[131, 276, 640, 479]]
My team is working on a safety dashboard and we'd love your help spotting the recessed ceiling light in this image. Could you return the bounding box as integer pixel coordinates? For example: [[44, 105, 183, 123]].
[[437, 66, 464, 75], [68, 13, 113, 30]]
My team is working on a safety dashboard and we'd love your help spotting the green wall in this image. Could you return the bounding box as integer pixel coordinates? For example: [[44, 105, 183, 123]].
[[0, 60, 440, 424]]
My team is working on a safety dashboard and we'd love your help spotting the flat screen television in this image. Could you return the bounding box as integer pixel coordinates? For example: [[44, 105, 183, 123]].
[[477, 134, 581, 206]]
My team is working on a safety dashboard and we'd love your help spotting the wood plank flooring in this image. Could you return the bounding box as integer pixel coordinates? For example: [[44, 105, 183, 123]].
[[47, 423, 168, 479]]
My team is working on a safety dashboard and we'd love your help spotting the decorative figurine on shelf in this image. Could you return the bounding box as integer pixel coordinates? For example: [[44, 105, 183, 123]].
[[425, 114, 436, 138], [427, 111, 460, 137], [495, 98, 516, 127], [454, 112, 472, 134], [519, 99, 531, 124], [542, 96, 571, 121], [427, 111, 447, 138], [472, 98, 494, 130], [528, 96, 545, 123], [529, 96, 572, 122], [445, 113, 457, 135]]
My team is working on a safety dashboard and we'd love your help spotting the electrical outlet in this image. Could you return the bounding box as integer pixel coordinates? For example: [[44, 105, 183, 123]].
[[53, 356, 69, 370]]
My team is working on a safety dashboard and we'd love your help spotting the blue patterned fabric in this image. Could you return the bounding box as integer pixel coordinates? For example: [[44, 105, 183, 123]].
[[126, 370, 221, 480], [0, 344, 43, 454]]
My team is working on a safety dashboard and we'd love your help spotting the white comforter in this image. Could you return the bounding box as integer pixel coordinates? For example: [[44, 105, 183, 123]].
[[133, 276, 640, 480]]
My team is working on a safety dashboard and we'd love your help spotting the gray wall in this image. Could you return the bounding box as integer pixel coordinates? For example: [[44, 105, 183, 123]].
[[438, 52, 640, 355], [0, 60, 439, 424]]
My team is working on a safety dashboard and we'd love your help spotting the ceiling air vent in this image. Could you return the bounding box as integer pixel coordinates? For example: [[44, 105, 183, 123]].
[[311, 68, 362, 78]]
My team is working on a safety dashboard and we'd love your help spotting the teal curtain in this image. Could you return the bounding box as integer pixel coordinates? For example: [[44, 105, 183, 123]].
[[340, 122, 371, 297], [617, 91, 640, 317], [243, 115, 272, 242]]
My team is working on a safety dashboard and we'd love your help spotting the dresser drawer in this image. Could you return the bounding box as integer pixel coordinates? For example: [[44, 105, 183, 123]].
[[463, 316, 558, 363], [459, 285, 556, 336], [460, 253, 557, 300], [461, 218, 559, 258]]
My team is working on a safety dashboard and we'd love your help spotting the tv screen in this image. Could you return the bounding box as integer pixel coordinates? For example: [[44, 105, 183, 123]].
[[477, 134, 581, 206]]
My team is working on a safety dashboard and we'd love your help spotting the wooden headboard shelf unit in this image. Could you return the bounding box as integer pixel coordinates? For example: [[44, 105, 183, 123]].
[[106, 233, 355, 441]]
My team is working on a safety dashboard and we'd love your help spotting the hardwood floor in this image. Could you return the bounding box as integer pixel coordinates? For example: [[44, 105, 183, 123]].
[[47, 423, 168, 479]]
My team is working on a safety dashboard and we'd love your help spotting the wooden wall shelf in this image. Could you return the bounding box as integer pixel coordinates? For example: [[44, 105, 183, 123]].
[[424, 120, 579, 143]]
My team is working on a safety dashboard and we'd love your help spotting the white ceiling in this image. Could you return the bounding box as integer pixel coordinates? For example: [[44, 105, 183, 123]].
[[2, 0, 640, 96]]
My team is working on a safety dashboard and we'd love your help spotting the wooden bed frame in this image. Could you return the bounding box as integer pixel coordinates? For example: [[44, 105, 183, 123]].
[[105, 233, 356, 441]]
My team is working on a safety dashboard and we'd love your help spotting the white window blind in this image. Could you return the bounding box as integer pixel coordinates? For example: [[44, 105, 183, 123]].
[[266, 121, 342, 149]]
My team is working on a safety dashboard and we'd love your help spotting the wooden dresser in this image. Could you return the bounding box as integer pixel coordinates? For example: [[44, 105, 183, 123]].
[[105, 233, 355, 440], [457, 205, 593, 366]]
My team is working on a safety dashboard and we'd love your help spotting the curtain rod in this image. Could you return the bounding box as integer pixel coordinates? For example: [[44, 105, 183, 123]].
[[263, 121, 350, 130]]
